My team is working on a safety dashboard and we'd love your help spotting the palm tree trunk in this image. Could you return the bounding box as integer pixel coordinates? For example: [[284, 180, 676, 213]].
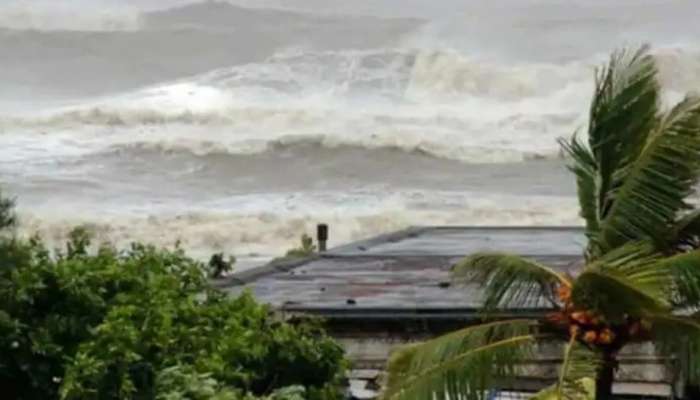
[[595, 353, 616, 400]]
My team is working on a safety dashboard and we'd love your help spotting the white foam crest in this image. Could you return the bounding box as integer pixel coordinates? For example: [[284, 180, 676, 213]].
[[405, 50, 593, 102], [191, 48, 597, 105], [0, 3, 143, 31], [15, 192, 581, 262], [0, 118, 567, 165], [2, 48, 598, 126]]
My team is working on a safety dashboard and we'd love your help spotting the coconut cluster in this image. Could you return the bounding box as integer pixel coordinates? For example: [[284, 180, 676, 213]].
[[568, 311, 615, 345], [549, 285, 650, 347]]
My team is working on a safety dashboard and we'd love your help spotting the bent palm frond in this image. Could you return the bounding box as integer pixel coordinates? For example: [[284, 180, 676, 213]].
[[671, 210, 700, 250], [574, 246, 671, 319], [649, 315, 700, 385], [588, 240, 661, 271], [556, 336, 601, 400], [583, 46, 661, 256], [530, 379, 595, 400], [559, 134, 599, 257], [588, 46, 659, 177], [452, 253, 571, 311], [650, 249, 700, 307], [521, 335, 600, 400], [596, 95, 700, 253], [382, 320, 539, 400]]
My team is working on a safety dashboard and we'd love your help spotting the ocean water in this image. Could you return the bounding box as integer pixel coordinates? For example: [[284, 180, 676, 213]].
[[1, 0, 699, 264]]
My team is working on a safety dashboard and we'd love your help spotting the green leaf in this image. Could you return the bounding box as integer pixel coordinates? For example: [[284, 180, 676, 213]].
[[452, 253, 570, 311], [382, 319, 539, 400], [597, 95, 700, 253], [559, 134, 599, 258], [651, 249, 700, 308], [586, 45, 660, 256], [671, 210, 700, 249], [648, 315, 700, 385], [574, 242, 671, 319], [530, 379, 595, 400], [555, 336, 601, 400]]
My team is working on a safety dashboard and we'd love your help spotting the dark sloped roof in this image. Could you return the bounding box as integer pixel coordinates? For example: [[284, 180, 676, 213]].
[[224, 226, 585, 318]]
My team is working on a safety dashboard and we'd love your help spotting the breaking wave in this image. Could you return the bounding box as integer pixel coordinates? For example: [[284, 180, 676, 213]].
[[16, 193, 581, 262], [6, 46, 700, 165], [0, 48, 596, 163]]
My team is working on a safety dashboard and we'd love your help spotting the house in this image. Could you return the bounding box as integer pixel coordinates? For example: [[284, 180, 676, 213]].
[[220, 226, 676, 399]]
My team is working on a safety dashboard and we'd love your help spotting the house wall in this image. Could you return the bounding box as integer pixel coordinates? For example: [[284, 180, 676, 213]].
[[333, 333, 675, 398]]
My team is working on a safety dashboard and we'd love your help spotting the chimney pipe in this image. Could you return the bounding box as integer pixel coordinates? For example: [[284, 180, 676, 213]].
[[317, 224, 328, 252]]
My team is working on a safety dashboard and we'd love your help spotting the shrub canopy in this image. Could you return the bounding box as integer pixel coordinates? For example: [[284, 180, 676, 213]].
[[0, 227, 346, 400]]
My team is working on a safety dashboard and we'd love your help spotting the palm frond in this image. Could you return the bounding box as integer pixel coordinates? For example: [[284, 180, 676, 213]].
[[596, 95, 700, 253], [671, 210, 700, 249], [585, 45, 660, 256], [526, 335, 600, 400], [452, 253, 571, 311], [649, 315, 700, 385], [530, 378, 595, 400], [558, 133, 599, 258], [588, 46, 660, 166], [382, 319, 539, 400], [573, 270, 669, 319], [588, 240, 661, 270], [651, 249, 700, 308], [586, 242, 700, 308], [556, 335, 601, 400], [574, 243, 670, 319]]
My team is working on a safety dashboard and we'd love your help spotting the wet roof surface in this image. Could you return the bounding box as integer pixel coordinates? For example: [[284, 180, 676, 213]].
[[330, 226, 586, 257], [225, 227, 585, 315]]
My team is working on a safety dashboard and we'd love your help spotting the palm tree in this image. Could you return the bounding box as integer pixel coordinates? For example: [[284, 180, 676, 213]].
[[382, 46, 700, 400]]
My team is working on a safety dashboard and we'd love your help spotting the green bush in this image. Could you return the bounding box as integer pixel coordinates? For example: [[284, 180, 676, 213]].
[[271, 235, 317, 265], [0, 226, 346, 400], [285, 234, 315, 259], [0, 188, 16, 230], [207, 253, 236, 279]]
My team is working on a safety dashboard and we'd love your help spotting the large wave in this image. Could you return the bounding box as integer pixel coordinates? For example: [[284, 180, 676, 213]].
[[0, 48, 598, 163], [0, 2, 420, 99], [6, 46, 700, 164]]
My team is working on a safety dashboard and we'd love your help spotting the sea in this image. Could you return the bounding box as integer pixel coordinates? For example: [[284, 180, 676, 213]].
[[1, 0, 699, 267]]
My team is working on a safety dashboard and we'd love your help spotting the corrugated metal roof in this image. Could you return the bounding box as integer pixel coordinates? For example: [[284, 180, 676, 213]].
[[224, 226, 585, 315]]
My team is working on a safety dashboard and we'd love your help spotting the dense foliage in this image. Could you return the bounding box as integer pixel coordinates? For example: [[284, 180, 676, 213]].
[[383, 46, 700, 400], [0, 226, 346, 399]]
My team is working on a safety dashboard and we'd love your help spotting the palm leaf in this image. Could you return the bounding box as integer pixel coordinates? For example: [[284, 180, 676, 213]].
[[559, 134, 599, 259], [452, 253, 571, 311], [596, 95, 700, 253], [574, 242, 670, 319], [573, 271, 669, 320], [671, 210, 700, 250], [587, 240, 661, 269], [649, 315, 700, 385], [585, 45, 660, 256], [530, 379, 595, 400], [382, 319, 539, 400], [527, 337, 600, 400], [555, 335, 602, 400], [527, 335, 601, 400], [650, 249, 700, 308]]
